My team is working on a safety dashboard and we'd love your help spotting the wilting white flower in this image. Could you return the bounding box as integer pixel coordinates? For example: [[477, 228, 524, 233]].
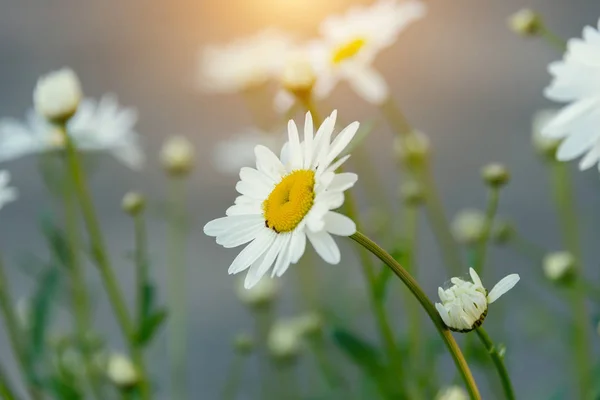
[[435, 268, 520, 332], [436, 386, 469, 400], [308, 0, 425, 104], [34, 68, 82, 122], [0, 95, 143, 169], [543, 251, 575, 283], [199, 30, 292, 93], [160, 136, 195, 176], [235, 276, 279, 309], [0, 171, 17, 210], [213, 129, 285, 174], [106, 353, 139, 389], [204, 110, 359, 288], [542, 20, 600, 171]]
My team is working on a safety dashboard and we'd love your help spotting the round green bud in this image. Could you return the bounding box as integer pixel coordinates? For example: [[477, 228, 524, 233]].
[[121, 191, 145, 216], [481, 163, 510, 187]]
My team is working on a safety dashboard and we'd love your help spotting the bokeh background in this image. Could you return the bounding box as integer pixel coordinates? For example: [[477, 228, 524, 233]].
[[1, 0, 600, 398]]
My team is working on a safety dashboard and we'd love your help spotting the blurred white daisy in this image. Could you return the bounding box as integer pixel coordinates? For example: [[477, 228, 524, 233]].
[[213, 129, 285, 174], [436, 386, 468, 400], [308, 0, 425, 104], [0, 171, 18, 210], [542, 19, 600, 171], [204, 110, 359, 288], [0, 95, 143, 169], [435, 268, 520, 332], [199, 30, 292, 93]]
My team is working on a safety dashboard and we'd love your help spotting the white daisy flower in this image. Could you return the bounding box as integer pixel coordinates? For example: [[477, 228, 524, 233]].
[[199, 30, 292, 93], [0, 171, 18, 210], [542, 19, 600, 171], [309, 0, 426, 104], [0, 95, 143, 169], [435, 268, 520, 332], [204, 110, 359, 288], [213, 129, 285, 174], [34, 68, 82, 122]]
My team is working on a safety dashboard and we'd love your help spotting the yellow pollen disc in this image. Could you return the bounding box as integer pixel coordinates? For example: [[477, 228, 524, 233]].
[[263, 170, 316, 233], [331, 38, 367, 65]]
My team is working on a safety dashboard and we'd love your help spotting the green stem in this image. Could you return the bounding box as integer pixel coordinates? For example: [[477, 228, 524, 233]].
[[274, 361, 300, 400], [0, 256, 41, 400], [134, 214, 148, 337], [550, 161, 591, 397], [349, 231, 481, 400], [539, 24, 567, 52], [63, 179, 103, 400], [253, 307, 274, 399], [167, 177, 188, 400], [473, 188, 500, 274], [220, 354, 246, 400], [308, 334, 348, 391], [475, 328, 516, 400], [60, 127, 151, 399], [0, 364, 18, 400]]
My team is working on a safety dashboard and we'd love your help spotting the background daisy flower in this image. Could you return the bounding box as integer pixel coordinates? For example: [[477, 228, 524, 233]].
[[204, 110, 359, 288], [542, 19, 600, 171]]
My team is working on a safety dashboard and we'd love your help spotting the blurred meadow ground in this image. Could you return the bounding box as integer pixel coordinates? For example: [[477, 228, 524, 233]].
[[1, 0, 600, 399]]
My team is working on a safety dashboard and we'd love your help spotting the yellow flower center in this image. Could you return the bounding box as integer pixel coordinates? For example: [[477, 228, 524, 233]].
[[331, 38, 367, 65], [263, 170, 316, 233]]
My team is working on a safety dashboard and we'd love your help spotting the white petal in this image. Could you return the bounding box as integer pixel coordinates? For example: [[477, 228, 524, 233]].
[[469, 268, 483, 288], [287, 119, 303, 170], [323, 211, 356, 236], [303, 112, 314, 169], [225, 203, 262, 216], [272, 233, 293, 277], [289, 229, 307, 264], [327, 173, 358, 193], [541, 98, 600, 138], [435, 303, 451, 327], [244, 234, 286, 288], [235, 180, 270, 200], [204, 215, 263, 237], [228, 229, 276, 274], [307, 230, 341, 264], [556, 126, 600, 161], [255, 145, 285, 182], [240, 166, 276, 187], [325, 154, 351, 174], [346, 67, 389, 105], [579, 143, 600, 170], [487, 274, 520, 304], [317, 122, 359, 173], [216, 221, 264, 248]]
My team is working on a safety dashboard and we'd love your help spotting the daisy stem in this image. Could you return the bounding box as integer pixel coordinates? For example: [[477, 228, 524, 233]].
[[349, 231, 482, 400], [0, 363, 18, 400], [539, 23, 567, 52], [0, 255, 42, 400], [473, 187, 500, 274], [549, 161, 591, 396], [220, 353, 247, 400], [133, 213, 148, 341], [167, 176, 189, 400], [253, 306, 275, 399], [59, 126, 152, 400], [63, 174, 104, 400], [474, 327, 516, 400], [380, 97, 463, 276]]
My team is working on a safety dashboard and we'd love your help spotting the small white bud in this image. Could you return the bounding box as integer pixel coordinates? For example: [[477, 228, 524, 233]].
[[233, 333, 255, 355], [106, 353, 139, 390], [394, 131, 430, 166], [236, 277, 279, 310], [543, 251, 575, 283], [436, 386, 469, 400], [268, 320, 302, 363], [532, 110, 561, 159], [508, 9, 542, 37], [34, 68, 82, 124], [451, 209, 487, 245], [281, 53, 316, 100], [398, 180, 424, 205], [160, 136, 195, 176], [121, 192, 145, 216], [481, 163, 510, 187]]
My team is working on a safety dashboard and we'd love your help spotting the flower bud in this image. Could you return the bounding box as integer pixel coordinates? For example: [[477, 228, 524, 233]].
[[436, 386, 469, 400], [160, 136, 195, 176], [508, 9, 543, 37], [543, 251, 576, 284], [268, 320, 302, 363], [399, 180, 424, 205], [236, 277, 279, 310], [233, 333, 255, 355], [491, 219, 514, 245], [106, 353, 139, 390], [121, 192, 145, 216], [281, 53, 316, 101], [451, 209, 486, 245], [292, 312, 323, 337], [394, 131, 430, 167], [34, 68, 82, 124], [532, 110, 561, 159], [481, 163, 510, 188]]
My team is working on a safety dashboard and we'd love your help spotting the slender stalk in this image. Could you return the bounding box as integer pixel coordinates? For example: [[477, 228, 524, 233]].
[[539, 24, 567, 52], [473, 188, 500, 274], [134, 214, 148, 336], [308, 336, 347, 390], [220, 354, 246, 400], [349, 231, 481, 400], [0, 364, 18, 400], [63, 177, 103, 399], [0, 256, 40, 400], [550, 161, 591, 396], [59, 127, 151, 399], [475, 328, 516, 400], [274, 361, 300, 400], [253, 307, 275, 399], [167, 176, 189, 400]]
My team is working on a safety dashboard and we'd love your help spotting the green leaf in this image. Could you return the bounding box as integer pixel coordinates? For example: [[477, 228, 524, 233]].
[[45, 375, 84, 400], [28, 268, 60, 364], [136, 309, 168, 346], [331, 328, 384, 377], [39, 217, 71, 270]]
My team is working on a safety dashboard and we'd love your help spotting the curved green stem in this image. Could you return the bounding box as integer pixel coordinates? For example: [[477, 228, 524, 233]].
[[60, 127, 151, 399], [539, 23, 567, 52], [475, 328, 516, 400], [349, 231, 481, 400], [474, 187, 500, 274]]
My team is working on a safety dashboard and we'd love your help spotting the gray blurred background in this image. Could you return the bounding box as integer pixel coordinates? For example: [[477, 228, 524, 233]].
[[1, 0, 600, 398]]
